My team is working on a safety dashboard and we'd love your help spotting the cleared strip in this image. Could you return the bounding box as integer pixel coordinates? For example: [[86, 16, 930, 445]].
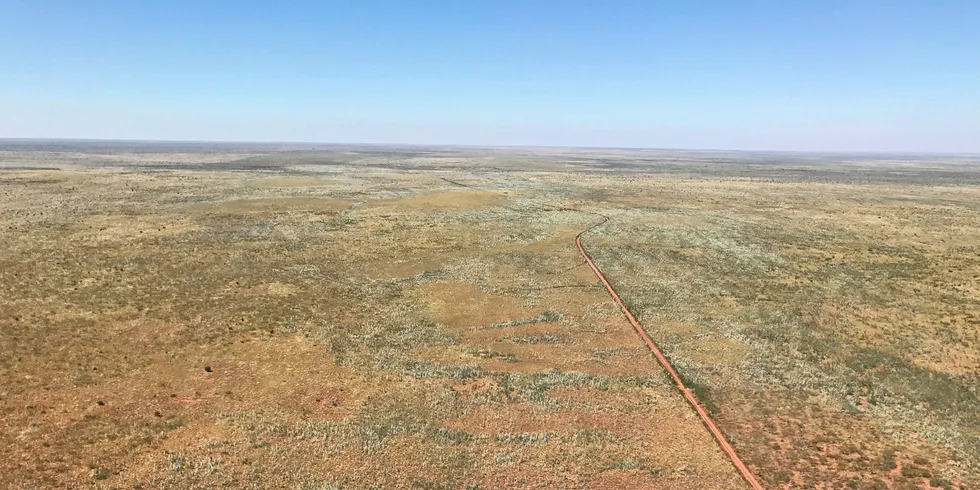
[[575, 214, 765, 490]]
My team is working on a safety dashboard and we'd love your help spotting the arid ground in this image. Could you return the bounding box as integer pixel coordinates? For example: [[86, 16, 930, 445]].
[[2, 142, 979, 489]]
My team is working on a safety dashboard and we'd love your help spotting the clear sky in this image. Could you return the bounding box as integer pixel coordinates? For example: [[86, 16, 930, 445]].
[[1, 1, 978, 152]]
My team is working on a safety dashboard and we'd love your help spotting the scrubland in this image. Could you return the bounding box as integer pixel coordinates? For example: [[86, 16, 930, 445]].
[[1, 144, 978, 489]]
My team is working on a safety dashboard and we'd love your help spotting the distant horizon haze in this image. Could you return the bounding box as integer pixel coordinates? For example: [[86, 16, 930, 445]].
[[2, 137, 980, 158], [2, 1, 978, 152]]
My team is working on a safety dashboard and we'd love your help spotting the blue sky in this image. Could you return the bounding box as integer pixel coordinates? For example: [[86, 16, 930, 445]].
[[1, 1, 978, 151]]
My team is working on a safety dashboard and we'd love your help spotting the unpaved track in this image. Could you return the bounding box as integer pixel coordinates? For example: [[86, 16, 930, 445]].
[[576, 213, 766, 490]]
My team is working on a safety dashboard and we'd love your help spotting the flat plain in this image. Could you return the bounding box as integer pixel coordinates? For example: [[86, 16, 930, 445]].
[[1, 142, 979, 489]]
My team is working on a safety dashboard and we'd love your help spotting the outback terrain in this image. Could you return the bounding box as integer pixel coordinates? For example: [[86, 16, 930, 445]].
[[1, 142, 979, 489]]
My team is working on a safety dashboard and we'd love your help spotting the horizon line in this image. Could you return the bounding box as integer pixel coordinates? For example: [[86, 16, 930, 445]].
[[0, 137, 978, 157]]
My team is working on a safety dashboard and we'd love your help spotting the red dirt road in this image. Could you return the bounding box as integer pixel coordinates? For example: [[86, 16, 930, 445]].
[[576, 214, 765, 490]]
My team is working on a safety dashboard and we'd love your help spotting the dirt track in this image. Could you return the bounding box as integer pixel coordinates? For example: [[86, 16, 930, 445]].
[[576, 213, 765, 490]]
